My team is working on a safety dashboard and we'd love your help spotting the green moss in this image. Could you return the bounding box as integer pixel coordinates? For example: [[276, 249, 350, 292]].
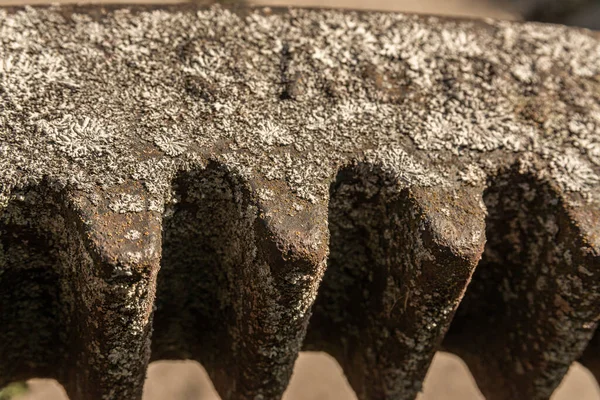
[[0, 382, 29, 400]]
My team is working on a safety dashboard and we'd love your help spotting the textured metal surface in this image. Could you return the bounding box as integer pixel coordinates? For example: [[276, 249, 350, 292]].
[[0, 4, 599, 400]]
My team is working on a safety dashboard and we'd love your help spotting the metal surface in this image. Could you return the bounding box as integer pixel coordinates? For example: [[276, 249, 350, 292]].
[[0, 4, 599, 399]]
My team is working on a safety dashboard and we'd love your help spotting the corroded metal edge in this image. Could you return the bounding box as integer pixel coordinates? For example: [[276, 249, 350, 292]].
[[0, 4, 599, 400]]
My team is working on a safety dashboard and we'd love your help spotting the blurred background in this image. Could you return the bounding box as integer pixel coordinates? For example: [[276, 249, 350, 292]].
[[0, 0, 598, 28], [3, 352, 600, 399], [0, 0, 599, 399]]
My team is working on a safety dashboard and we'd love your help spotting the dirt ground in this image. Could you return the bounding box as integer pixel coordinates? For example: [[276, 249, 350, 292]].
[[2, 0, 599, 399]]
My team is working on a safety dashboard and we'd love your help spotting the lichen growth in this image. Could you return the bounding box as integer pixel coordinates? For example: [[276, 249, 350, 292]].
[[0, 5, 598, 400], [0, 5, 597, 207]]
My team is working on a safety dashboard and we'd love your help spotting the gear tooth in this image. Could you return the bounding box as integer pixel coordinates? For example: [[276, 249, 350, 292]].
[[152, 164, 328, 400], [249, 176, 329, 270], [305, 165, 485, 400], [62, 183, 160, 400], [67, 182, 163, 276], [570, 199, 600, 383], [1, 5, 600, 399], [0, 181, 161, 400], [409, 184, 487, 262], [444, 170, 600, 400], [0, 184, 66, 388], [563, 193, 600, 254]]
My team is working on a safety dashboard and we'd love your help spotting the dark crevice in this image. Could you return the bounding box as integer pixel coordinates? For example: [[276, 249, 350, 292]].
[[151, 164, 256, 389], [152, 163, 313, 399], [305, 164, 480, 400], [0, 181, 159, 400], [2, 164, 599, 400], [279, 42, 305, 101], [0, 185, 69, 387], [444, 168, 600, 400], [306, 166, 412, 398]]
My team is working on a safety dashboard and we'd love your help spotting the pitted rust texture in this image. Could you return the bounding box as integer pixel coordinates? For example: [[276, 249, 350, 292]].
[[0, 4, 599, 400]]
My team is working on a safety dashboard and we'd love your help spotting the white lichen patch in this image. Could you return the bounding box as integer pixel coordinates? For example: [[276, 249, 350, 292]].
[[125, 230, 142, 240], [459, 164, 487, 186], [255, 187, 275, 202], [364, 146, 444, 187], [0, 4, 597, 225], [109, 194, 145, 214], [256, 121, 293, 147], [0, 6, 597, 396], [551, 151, 600, 193], [512, 63, 534, 84], [0, 51, 75, 94], [153, 126, 189, 157], [37, 115, 114, 160]]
